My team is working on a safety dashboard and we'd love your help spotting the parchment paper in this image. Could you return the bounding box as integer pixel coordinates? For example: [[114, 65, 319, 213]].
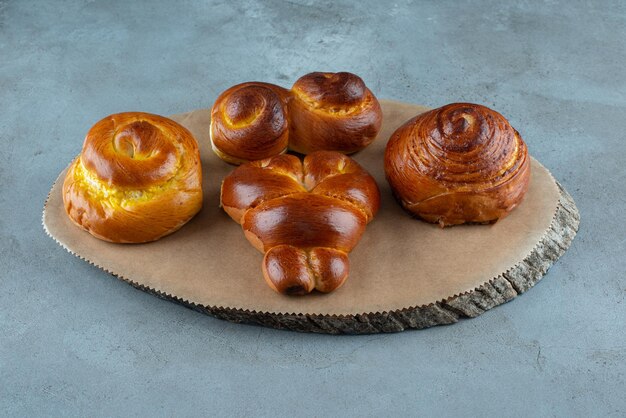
[[43, 100, 560, 315]]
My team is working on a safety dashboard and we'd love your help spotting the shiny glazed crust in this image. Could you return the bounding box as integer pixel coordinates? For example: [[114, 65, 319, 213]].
[[384, 103, 530, 226], [62, 112, 203, 243], [209, 72, 382, 164], [221, 151, 380, 295], [210, 82, 291, 164], [288, 72, 382, 154]]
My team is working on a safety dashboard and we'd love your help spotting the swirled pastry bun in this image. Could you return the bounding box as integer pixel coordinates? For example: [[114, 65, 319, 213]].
[[209, 72, 383, 164], [288, 72, 382, 154], [210, 82, 290, 165], [62, 112, 203, 243], [384, 103, 530, 226]]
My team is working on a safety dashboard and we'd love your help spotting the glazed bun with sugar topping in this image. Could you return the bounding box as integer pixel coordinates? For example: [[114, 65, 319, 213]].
[[384, 103, 530, 226], [63, 112, 203, 243], [221, 151, 380, 295], [209, 72, 382, 164]]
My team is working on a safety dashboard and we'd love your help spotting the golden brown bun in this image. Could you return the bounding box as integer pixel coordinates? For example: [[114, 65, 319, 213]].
[[384, 103, 530, 226], [221, 151, 380, 295], [209, 72, 382, 164], [62, 112, 203, 243], [210, 82, 290, 165], [288, 72, 383, 154]]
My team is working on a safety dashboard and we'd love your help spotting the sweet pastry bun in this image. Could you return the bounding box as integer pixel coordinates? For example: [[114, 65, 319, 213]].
[[384, 103, 531, 226], [209, 72, 382, 164], [221, 151, 380, 295], [62, 112, 203, 243], [288, 72, 383, 154], [210, 82, 290, 165]]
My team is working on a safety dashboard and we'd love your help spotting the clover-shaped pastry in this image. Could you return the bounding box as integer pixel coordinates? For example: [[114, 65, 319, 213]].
[[220, 151, 380, 295]]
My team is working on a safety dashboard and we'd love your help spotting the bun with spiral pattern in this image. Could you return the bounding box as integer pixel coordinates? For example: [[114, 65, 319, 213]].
[[209, 72, 382, 164], [63, 112, 203, 243], [384, 103, 530, 226], [210, 82, 290, 165]]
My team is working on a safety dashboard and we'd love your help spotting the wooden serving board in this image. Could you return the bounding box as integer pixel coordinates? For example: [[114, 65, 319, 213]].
[[43, 100, 580, 334]]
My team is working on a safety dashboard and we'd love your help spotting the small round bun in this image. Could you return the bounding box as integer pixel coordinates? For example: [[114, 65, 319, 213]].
[[210, 82, 290, 165], [288, 72, 382, 154], [384, 103, 531, 226], [209, 72, 383, 164], [63, 112, 203, 243]]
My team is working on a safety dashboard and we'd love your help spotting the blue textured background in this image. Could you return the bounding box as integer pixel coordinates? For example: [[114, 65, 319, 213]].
[[1, 1, 625, 416]]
